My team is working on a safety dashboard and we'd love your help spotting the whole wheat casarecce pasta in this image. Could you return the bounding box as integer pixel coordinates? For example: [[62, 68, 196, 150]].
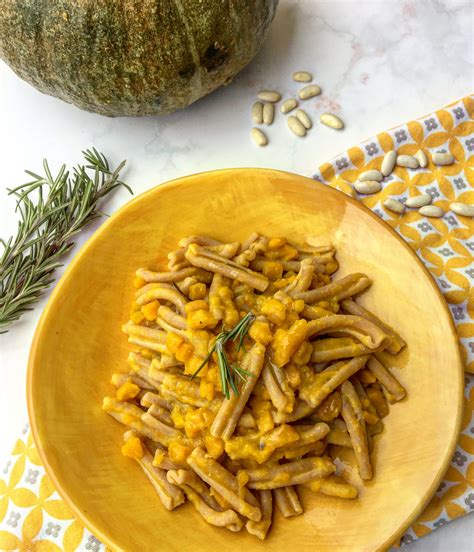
[[103, 233, 407, 539]]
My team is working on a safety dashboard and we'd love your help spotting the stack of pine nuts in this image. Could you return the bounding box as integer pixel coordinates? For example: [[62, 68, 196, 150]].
[[353, 150, 473, 218], [251, 71, 344, 147], [249, 73, 473, 219]]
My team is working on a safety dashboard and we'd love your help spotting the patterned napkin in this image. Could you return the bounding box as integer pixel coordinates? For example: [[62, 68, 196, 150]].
[[0, 97, 473, 551]]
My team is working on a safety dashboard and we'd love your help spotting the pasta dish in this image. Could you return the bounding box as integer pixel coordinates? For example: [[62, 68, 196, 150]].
[[103, 233, 406, 539]]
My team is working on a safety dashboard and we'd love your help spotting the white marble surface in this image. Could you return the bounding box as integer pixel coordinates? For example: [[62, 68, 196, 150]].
[[0, 0, 473, 549]]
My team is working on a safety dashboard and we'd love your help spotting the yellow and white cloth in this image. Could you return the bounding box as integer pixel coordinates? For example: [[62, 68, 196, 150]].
[[0, 96, 473, 551]]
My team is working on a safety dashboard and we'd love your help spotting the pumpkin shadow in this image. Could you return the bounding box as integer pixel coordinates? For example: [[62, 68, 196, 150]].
[[238, 1, 299, 80]]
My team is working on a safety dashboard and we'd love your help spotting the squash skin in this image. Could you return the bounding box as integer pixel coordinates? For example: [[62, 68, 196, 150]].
[[0, 0, 278, 117]]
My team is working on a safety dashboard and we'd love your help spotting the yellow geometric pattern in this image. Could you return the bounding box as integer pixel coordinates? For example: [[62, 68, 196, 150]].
[[0, 97, 473, 551], [0, 429, 112, 550], [316, 96, 473, 375]]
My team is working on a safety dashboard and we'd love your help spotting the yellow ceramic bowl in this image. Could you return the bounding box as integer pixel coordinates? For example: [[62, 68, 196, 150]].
[[28, 169, 463, 552]]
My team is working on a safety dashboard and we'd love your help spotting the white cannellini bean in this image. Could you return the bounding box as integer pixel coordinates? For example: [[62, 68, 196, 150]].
[[281, 98, 298, 114], [450, 202, 474, 217], [383, 198, 405, 214], [359, 170, 383, 182], [287, 116, 307, 137], [252, 102, 263, 124], [251, 128, 268, 147], [381, 151, 397, 176], [257, 90, 281, 103], [396, 155, 419, 169], [415, 149, 428, 168], [419, 205, 444, 218], [295, 109, 312, 129], [298, 84, 321, 100], [432, 152, 454, 166], [405, 194, 432, 208], [263, 103, 274, 125], [353, 180, 381, 194], [293, 71, 313, 82], [320, 113, 344, 130]]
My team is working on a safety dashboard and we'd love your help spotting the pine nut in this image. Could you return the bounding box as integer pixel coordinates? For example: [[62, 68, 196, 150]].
[[450, 202, 474, 217], [296, 109, 312, 129], [419, 205, 444, 218], [415, 149, 428, 168], [405, 194, 432, 208], [396, 155, 419, 169], [433, 152, 454, 166], [381, 151, 397, 176], [252, 102, 263, 124], [383, 198, 405, 214], [287, 116, 307, 137], [293, 71, 313, 82], [281, 98, 298, 114], [298, 84, 321, 100], [359, 170, 383, 182], [320, 113, 344, 130], [353, 180, 381, 194], [257, 90, 281, 103], [263, 103, 274, 125], [251, 128, 268, 147]]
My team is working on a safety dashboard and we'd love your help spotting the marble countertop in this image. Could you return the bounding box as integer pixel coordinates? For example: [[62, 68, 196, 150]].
[[0, 0, 473, 549]]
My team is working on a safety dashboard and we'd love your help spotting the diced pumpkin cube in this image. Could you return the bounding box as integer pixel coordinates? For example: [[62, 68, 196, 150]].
[[121, 436, 144, 460], [199, 379, 215, 402], [185, 300, 209, 313], [168, 440, 192, 464], [116, 381, 140, 401], [189, 282, 207, 300], [175, 342, 194, 362], [204, 434, 224, 459], [140, 348, 154, 359], [267, 237, 287, 250], [184, 355, 206, 376], [261, 298, 286, 325], [184, 407, 212, 438], [170, 405, 186, 428], [224, 307, 239, 327], [256, 411, 274, 433], [261, 261, 283, 280], [249, 320, 272, 345], [292, 299, 305, 313], [130, 311, 145, 324], [141, 300, 159, 321], [130, 301, 141, 314], [133, 276, 146, 289], [166, 332, 184, 355], [217, 286, 233, 300], [285, 364, 302, 389], [272, 319, 308, 367], [187, 309, 217, 329]]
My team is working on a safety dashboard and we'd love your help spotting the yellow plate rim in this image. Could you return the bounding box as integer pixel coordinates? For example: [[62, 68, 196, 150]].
[[27, 168, 464, 551]]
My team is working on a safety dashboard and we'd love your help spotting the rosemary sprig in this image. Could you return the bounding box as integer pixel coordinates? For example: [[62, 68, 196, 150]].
[[0, 148, 131, 332], [190, 311, 256, 399]]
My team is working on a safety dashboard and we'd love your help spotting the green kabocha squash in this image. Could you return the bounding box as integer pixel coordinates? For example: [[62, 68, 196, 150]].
[[0, 0, 278, 117]]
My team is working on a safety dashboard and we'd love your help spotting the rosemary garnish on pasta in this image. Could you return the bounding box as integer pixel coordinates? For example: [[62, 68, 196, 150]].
[[190, 311, 256, 398]]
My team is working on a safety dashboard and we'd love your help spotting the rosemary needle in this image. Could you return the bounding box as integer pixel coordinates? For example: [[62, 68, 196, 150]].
[[0, 148, 131, 332], [190, 311, 256, 399]]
